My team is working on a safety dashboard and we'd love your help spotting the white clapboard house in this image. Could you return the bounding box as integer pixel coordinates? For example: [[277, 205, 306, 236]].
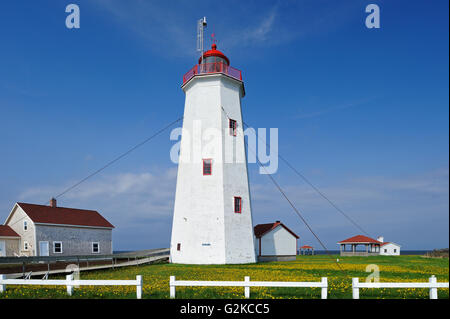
[[254, 221, 299, 261], [378, 237, 401, 256], [0, 199, 114, 257]]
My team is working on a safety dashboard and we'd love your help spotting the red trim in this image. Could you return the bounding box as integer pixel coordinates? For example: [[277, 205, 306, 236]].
[[234, 197, 242, 214], [254, 222, 299, 239], [17, 202, 114, 228], [338, 235, 381, 244], [203, 159, 212, 175], [0, 225, 20, 237], [199, 44, 230, 65], [229, 119, 237, 136]]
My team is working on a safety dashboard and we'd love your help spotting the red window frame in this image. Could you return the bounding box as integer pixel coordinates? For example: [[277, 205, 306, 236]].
[[203, 159, 212, 175], [229, 119, 237, 136], [234, 196, 242, 214]]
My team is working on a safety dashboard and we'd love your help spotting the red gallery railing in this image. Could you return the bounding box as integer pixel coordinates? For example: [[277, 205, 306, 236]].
[[183, 62, 242, 84]]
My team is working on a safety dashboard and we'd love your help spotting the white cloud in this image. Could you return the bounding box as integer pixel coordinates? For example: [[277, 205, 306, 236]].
[[19, 168, 177, 221]]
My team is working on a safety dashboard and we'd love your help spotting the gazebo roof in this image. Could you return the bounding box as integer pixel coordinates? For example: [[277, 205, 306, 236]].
[[337, 235, 381, 244], [300, 245, 313, 249]]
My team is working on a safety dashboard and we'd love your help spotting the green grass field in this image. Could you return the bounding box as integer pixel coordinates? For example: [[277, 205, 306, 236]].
[[0, 255, 448, 299]]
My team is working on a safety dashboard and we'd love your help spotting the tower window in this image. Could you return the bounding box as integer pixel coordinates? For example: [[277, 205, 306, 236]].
[[177, 243, 181, 251], [203, 159, 212, 175], [229, 119, 237, 136], [234, 197, 242, 214]]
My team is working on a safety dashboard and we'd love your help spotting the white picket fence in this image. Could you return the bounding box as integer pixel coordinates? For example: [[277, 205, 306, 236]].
[[169, 276, 328, 299], [352, 276, 449, 299], [0, 274, 143, 299]]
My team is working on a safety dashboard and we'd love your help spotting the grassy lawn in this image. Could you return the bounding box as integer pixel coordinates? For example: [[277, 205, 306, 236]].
[[0, 255, 448, 299]]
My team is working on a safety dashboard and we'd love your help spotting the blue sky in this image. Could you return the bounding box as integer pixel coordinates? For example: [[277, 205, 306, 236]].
[[0, 0, 448, 250]]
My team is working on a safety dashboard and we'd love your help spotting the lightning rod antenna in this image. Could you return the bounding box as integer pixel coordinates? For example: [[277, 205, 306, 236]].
[[197, 17, 207, 64]]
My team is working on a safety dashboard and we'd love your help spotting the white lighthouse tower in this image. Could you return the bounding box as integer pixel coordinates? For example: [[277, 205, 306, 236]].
[[170, 41, 256, 264]]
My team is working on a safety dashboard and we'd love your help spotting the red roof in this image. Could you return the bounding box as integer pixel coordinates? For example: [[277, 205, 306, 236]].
[[338, 235, 381, 244], [199, 44, 230, 65], [301, 245, 313, 249], [0, 225, 20, 237], [16, 203, 114, 229], [380, 242, 391, 247], [254, 221, 299, 239]]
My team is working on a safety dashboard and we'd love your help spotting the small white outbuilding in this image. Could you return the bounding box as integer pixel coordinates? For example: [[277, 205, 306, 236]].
[[254, 221, 299, 262], [377, 236, 401, 256], [379, 242, 401, 256]]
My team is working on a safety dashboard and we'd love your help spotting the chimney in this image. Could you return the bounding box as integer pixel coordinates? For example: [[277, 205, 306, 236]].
[[275, 220, 281, 224], [377, 236, 384, 243], [50, 198, 57, 208]]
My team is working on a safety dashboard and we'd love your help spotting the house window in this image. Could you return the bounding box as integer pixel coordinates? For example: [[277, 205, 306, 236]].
[[92, 242, 100, 254], [229, 119, 237, 136], [177, 243, 181, 251], [394, 249, 397, 253], [23, 220, 28, 231], [53, 241, 63, 254], [23, 241, 29, 251], [234, 197, 242, 214], [384, 249, 387, 253], [203, 159, 212, 175]]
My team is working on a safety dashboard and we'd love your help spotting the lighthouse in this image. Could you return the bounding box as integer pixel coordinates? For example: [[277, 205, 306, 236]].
[[170, 42, 257, 264]]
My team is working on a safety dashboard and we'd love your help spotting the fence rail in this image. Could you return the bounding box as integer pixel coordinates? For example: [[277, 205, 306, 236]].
[[0, 274, 143, 299], [352, 276, 449, 299], [169, 276, 328, 299]]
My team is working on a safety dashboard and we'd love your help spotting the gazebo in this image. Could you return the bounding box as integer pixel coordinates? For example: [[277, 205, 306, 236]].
[[337, 235, 381, 256], [300, 245, 314, 255]]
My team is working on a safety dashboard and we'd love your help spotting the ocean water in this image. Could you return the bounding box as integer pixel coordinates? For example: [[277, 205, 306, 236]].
[[306, 250, 431, 256]]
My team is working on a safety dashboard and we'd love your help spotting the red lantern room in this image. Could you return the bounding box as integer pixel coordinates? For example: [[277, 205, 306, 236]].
[[199, 43, 230, 65], [183, 43, 242, 85]]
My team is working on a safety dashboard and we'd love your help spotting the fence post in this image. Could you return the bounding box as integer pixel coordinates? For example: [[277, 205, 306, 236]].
[[66, 274, 73, 296], [429, 275, 438, 299], [244, 276, 250, 299], [352, 278, 359, 299], [321, 277, 328, 299], [0, 274, 6, 293], [170, 276, 176, 299], [136, 275, 142, 299]]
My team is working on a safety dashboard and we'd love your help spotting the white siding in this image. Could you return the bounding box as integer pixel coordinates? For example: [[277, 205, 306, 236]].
[[259, 226, 297, 256], [5, 205, 34, 256], [379, 243, 401, 256], [170, 74, 256, 264]]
